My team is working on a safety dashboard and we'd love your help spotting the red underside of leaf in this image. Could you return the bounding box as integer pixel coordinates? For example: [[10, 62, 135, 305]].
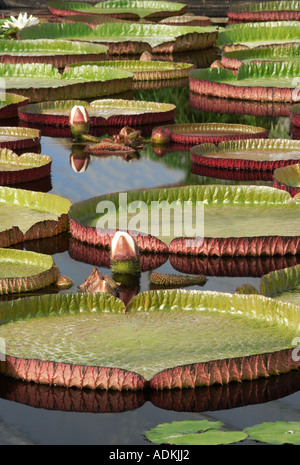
[[274, 178, 300, 197], [227, 10, 300, 22], [0, 162, 51, 186], [189, 76, 295, 102], [168, 128, 268, 145], [1, 347, 299, 390], [191, 152, 300, 171], [19, 109, 175, 127], [191, 163, 274, 181], [0, 214, 69, 248]]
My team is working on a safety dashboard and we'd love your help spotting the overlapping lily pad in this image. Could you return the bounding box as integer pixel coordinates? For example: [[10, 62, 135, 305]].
[[68, 184, 300, 257], [0, 93, 29, 120], [237, 262, 300, 311], [67, 60, 194, 85], [218, 21, 300, 51], [227, 1, 300, 23], [221, 44, 300, 70], [0, 127, 41, 151], [48, 0, 187, 20], [189, 62, 300, 102], [274, 163, 300, 197], [0, 186, 71, 247], [19, 99, 176, 127], [19, 22, 219, 55], [0, 248, 59, 295], [159, 14, 211, 26], [152, 122, 268, 145], [0, 63, 133, 103], [0, 289, 299, 390], [0, 149, 51, 185], [0, 39, 108, 69], [191, 139, 300, 171]]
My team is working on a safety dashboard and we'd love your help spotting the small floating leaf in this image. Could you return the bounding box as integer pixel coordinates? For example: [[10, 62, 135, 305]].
[[145, 420, 247, 445], [244, 421, 300, 445]]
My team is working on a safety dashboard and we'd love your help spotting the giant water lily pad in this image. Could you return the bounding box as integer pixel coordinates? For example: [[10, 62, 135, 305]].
[[20, 22, 219, 55], [68, 184, 300, 257], [48, 0, 187, 20], [0, 63, 133, 103], [0, 93, 29, 120], [227, 1, 300, 23], [0, 127, 40, 151], [67, 60, 194, 85], [0, 39, 108, 69], [0, 289, 300, 390], [18, 99, 176, 127], [274, 163, 300, 197], [0, 149, 51, 185], [152, 122, 268, 145], [191, 138, 300, 171], [0, 186, 71, 247], [218, 21, 300, 50], [221, 44, 300, 70], [0, 248, 59, 295], [189, 61, 300, 102], [0, 290, 299, 390]]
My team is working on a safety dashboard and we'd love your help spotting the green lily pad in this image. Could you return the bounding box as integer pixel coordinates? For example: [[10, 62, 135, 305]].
[[0, 289, 300, 389], [0, 186, 71, 247], [218, 21, 300, 50], [222, 44, 300, 70], [67, 60, 194, 83], [48, 0, 187, 20], [0, 63, 133, 103], [69, 184, 300, 257], [189, 61, 300, 102], [228, 1, 300, 23], [191, 138, 300, 171], [0, 93, 29, 120], [145, 420, 247, 445], [0, 248, 59, 295], [0, 149, 51, 185], [257, 263, 300, 308], [153, 122, 268, 145], [20, 22, 219, 54], [244, 421, 300, 445], [18, 98, 176, 127], [0, 39, 108, 68], [0, 127, 41, 151], [273, 163, 300, 197]]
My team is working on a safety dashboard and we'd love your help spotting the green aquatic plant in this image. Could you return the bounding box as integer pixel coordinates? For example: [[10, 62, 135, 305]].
[[144, 420, 247, 445]]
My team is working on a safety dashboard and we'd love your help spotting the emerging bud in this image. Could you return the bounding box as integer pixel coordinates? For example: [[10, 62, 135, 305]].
[[140, 51, 154, 61], [69, 105, 91, 140], [151, 127, 171, 145], [55, 275, 74, 290], [110, 231, 140, 276], [78, 268, 118, 296]]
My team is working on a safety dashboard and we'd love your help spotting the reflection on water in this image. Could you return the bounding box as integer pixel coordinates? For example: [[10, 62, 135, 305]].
[[0, 74, 298, 445]]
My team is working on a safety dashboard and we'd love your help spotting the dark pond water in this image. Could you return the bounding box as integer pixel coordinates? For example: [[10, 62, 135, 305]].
[[1, 68, 300, 446]]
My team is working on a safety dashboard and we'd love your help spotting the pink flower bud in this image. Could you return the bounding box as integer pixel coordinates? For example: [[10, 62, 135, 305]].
[[111, 231, 139, 261], [69, 105, 90, 139]]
